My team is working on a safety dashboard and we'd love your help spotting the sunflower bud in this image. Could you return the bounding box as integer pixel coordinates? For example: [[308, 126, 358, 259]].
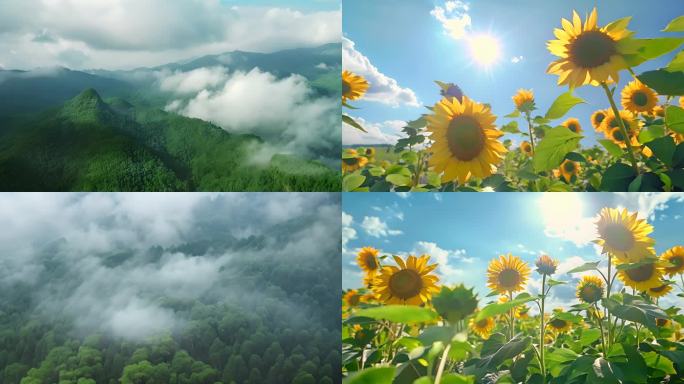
[[432, 284, 478, 323], [535, 254, 558, 276]]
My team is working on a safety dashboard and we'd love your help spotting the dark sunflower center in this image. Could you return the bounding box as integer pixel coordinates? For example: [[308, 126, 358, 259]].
[[594, 113, 605, 125], [342, 80, 351, 96], [569, 30, 617, 68], [667, 255, 683, 270], [632, 92, 648, 107], [389, 269, 423, 299], [343, 158, 359, 166], [447, 115, 485, 161], [625, 263, 655, 282], [581, 285, 601, 302], [611, 129, 626, 142], [603, 223, 634, 251], [568, 123, 578, 132], [563, 161, 576, 173], [650, 285, 667, 293], [497, 269, 521, 289], [476, 319, 489, 327], [365, 149, 374, 156], [348, 294, 360, 306], [364, 254, 378, 270], [550, 319, 567, 328]]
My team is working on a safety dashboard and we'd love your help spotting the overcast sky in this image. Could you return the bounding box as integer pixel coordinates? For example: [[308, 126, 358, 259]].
[[0, 0, 341, 70]]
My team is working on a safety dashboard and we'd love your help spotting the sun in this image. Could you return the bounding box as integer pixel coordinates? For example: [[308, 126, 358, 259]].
[[468, 34, 501, 67]]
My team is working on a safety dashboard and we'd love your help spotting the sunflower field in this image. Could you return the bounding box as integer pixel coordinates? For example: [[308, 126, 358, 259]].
[[341, 207, 684, 383], [342, 10, 684, 192]]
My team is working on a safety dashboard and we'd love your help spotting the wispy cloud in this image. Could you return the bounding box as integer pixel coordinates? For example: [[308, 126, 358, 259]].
[[430, 1, 472, 41], [361, 216, 403, 237]]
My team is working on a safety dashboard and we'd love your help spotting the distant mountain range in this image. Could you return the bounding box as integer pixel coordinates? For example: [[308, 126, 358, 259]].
[[0, 44, 341, 191]]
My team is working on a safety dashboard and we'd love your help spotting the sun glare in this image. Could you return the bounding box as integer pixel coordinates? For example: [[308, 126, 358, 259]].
[[468, 34, 501, 67]]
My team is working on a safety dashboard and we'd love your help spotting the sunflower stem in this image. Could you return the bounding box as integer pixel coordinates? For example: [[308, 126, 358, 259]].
[[524, 111, 536, 156], [600, 82, 639, 174], [595, 304, 608, 355], [606, 255, 613, 349], [539, 274, 547, 384], [434, 343, 452, 384]]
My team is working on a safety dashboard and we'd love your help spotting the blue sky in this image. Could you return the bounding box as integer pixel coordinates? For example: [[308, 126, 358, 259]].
[[342, 0, 684, 147], [342, 192, 684, 310]]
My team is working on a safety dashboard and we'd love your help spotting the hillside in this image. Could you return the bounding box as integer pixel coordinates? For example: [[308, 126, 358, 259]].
[[0, 89, 340, 192]]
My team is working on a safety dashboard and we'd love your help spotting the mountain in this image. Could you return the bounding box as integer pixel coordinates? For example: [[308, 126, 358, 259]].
[[0, 89, 339, 191]]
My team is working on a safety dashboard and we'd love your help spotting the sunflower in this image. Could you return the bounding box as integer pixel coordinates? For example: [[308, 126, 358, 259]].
[[362, 274, 375, 289], [343, 289, 362, 307], [487, 254, 530, 294], [512, 89, 535, 111], [600, 110, 640, 141], [562, 118, 583, 134], [620, 80, 658, 114], [595, 207, 656, 263], [365, 147, 376, 158], [427, 96, 507, 183], [373, 255, 440, 305], [536, 254, 558, 276], [617, 261, 664, 291], [547, 8, 633, 88], [651, 105, 665, 118], [520, 141, 533, 157], [342, 152, 368, 174], [656, 318, 671, 327], [680, 97, 684, 109], [470, 316, 495, 339], [646, 283, 673, 299], [661, 246, 684, 276], [576, 275, 605, 303], [515, 305, 530, 320], [342, 70, 369, 103], [558, 159, 580, 183], [547, 316, 572, 333], [357, 247, 380, 276], [591, 110, 608, 131]]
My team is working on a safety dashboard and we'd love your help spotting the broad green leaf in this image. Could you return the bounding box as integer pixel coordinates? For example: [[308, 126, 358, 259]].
[[475, 293, 536, 321], [646, 136, 676, 167], [665, 106, 684, 134], [565, 152, 587, 163], [343, 114, 367, 132], [673, 143, 684, 168], [620, 38, 684, 67], [666, 50, 684, 72], [500, 121, 520, 134], [504, 109, 520, 118], [644, 352, 676, 374], [368, 167, 385, 177], [440, 374, 475, 384], [343, 173, 366, 192], [638, 69, 684, 96], [533, 127, 582, 172], [545, 91, 585, 120], [405, 115, 428, 129], [354, 305, 439, 323], [400, 151, 419, 164], [510, 351, 534, 382], [343, 367, 395, 384], [477, 335, 531, 370], [567, 261, 600, 274], [664, 15, 684, 32], [600, 163, 637, 191], [386, 173, 411, 186], [602, 296, 668, 330], [579, 328, 601, 347], [638, 125, 666, 144], [546, 279, 566, 287], [591, 357, 620, 384], [417, 326, 462, 346], [546, 348, 580, 376], [599, 139, 624, 157]]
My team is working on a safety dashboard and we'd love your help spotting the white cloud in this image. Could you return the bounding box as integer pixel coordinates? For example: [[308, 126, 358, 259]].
[[342, 212, 357, 248], [361, 216, 403, 237], [343, 116, 405, 145], [162, 68, 338, 161], [615, 192, 684, 221], [342, 37, 419, 107], [540, 194, 597, 247], [511, 55, 524, 64], [396, 192, 410, 199], [430, 1, 472, 40], [0, 1, 340, 70]]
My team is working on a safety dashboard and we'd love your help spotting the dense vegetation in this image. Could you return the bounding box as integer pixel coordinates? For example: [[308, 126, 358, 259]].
[[0, 196, 341, 383], [0, 89, 339, 191]]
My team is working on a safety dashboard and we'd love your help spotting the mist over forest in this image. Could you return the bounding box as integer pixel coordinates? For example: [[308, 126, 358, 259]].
[[0, 193, 341, 383]]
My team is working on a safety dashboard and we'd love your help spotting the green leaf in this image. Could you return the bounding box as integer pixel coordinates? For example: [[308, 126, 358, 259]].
[[567, 261, 600, 274], [545, 348, 580, 377], [591, 357, 620, 384], [440, 374, 475, 384], [666, 50, 684, 72], [644, 352, 676, 374], [545, 91, 585, 120], [665, 106, 684, 134], [343, 114, 367, 132], [417, 326, 462, 346], [546, 279, 566, 287], [427, 171, 441, 187], [646, 136, 676, 167], [533, 127, 582, 172], [477, 335, 531, 370], [578, 328, 601, 347], [500, 121, 520, 134], [475, 293, 536, 321], [600, 163, 637, 191], [638, 125, 666, 144], [504, 109, 520, 118], [620, 38, 684, 67], [368, 167, 385, 177], [343, 173, 366, 192], [343, 367, 395, 384], [664, 15, 684, 32], [400, 151, 419, 165], [599, 139, 624, 157], [386, 173, 411, 186], [673, 143, 684, 168], [565, 152, 587, 163], [638, 69, 684, 96], [602, 296, 668, 330], [354, 305, 439, 324], [510, 351, 534, 382]]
